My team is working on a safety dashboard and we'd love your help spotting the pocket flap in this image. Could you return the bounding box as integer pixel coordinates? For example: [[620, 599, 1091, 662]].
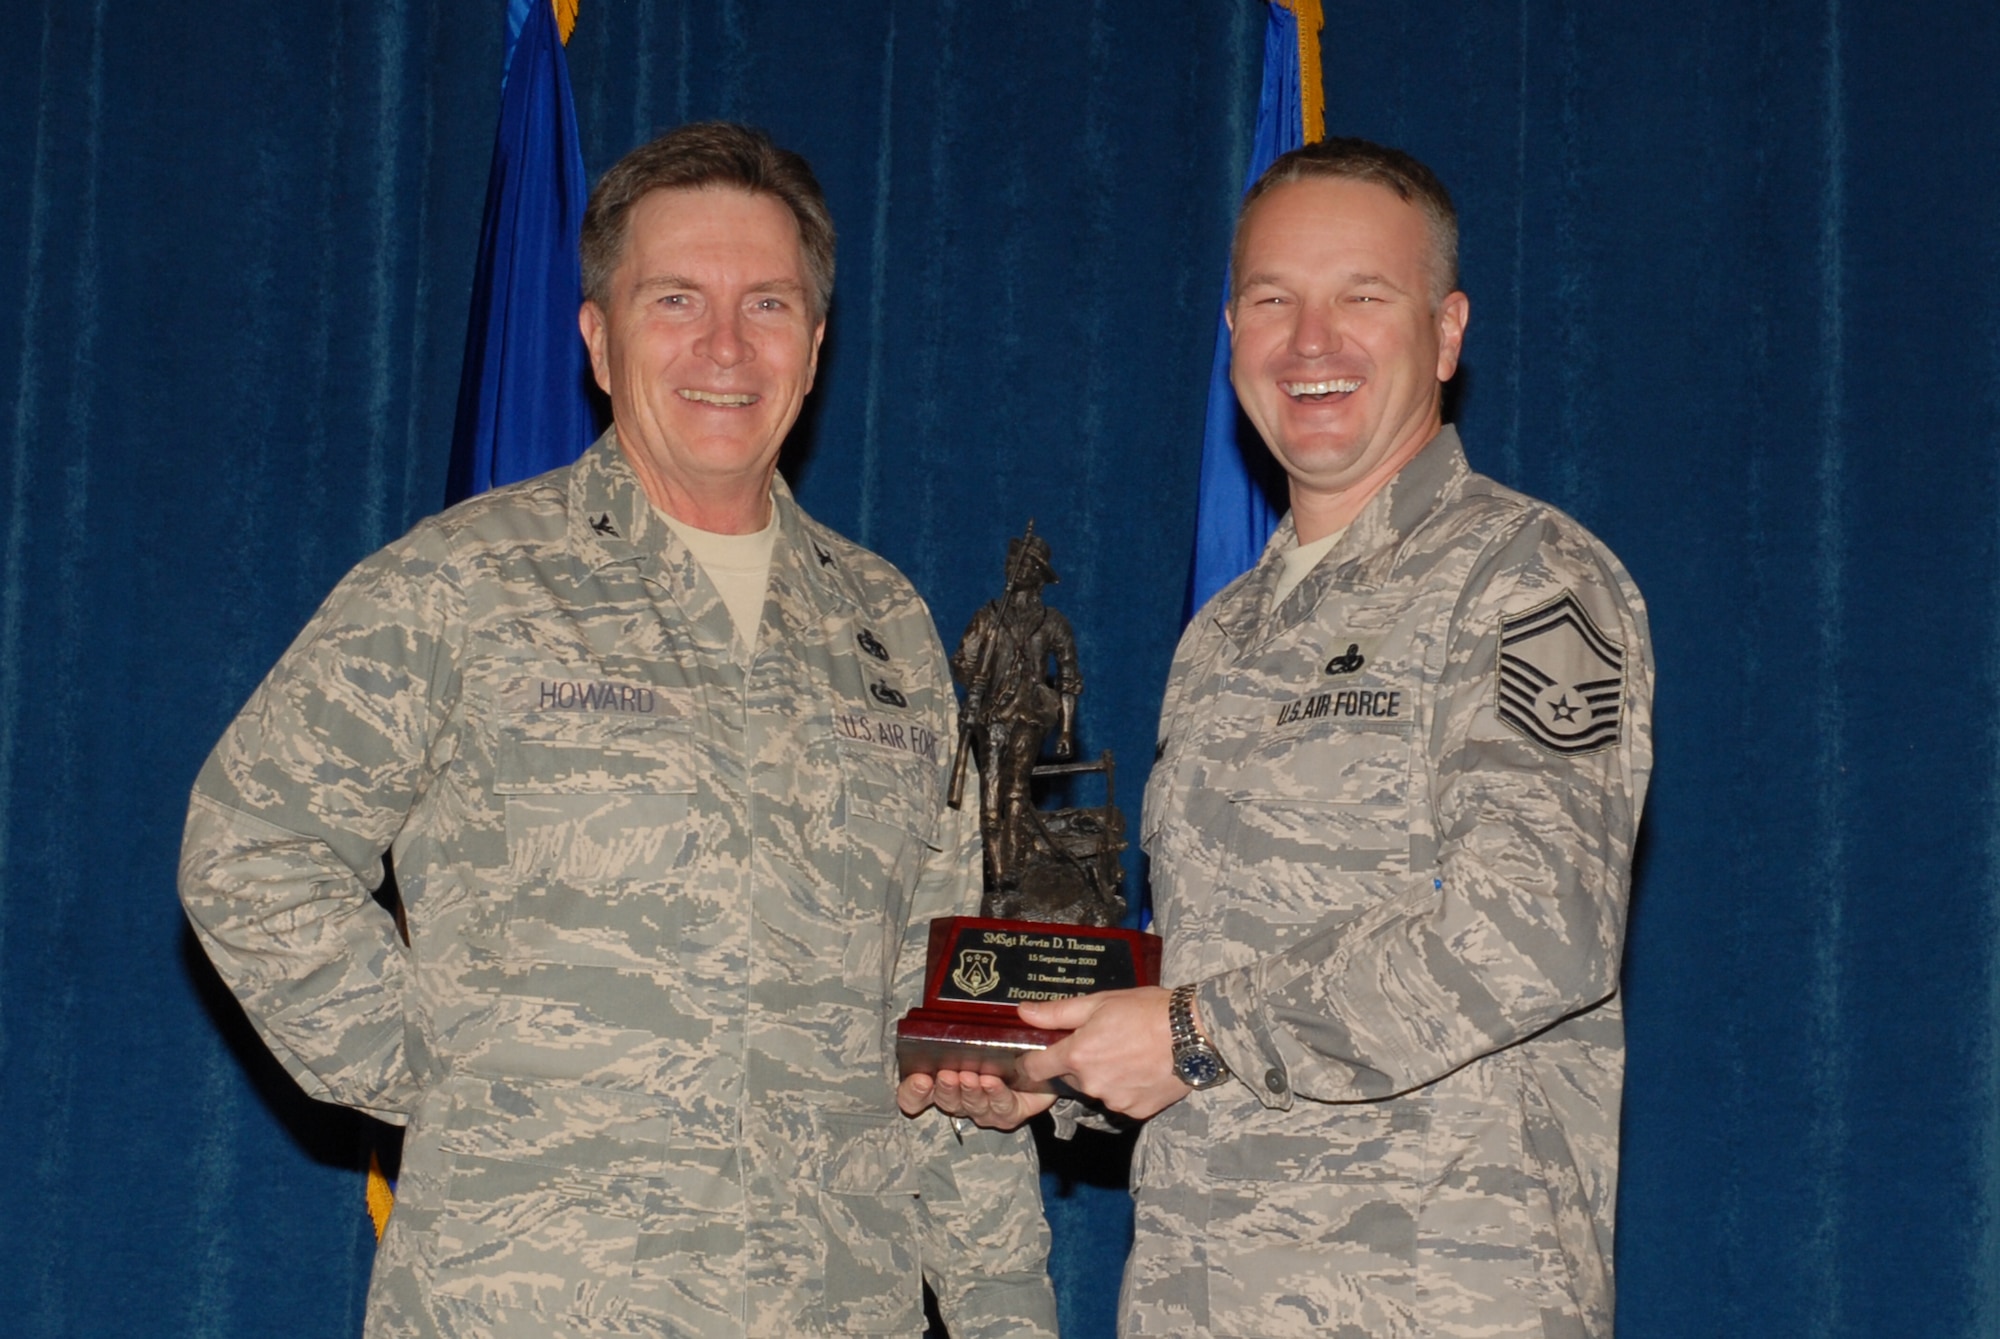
[[837, 739, 941, 849], [819, 1110, 919, 1195], [496, 713, 697, 795]]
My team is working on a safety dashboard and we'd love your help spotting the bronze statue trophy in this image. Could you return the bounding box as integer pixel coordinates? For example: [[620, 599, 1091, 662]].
[[896, 525, 1161, 1091]]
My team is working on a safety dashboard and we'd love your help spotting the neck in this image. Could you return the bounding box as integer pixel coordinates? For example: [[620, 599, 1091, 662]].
[[617, 433, 775, 535], [1289, 418, 1440, 544]]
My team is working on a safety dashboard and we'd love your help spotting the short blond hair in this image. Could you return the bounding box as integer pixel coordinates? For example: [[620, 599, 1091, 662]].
[[1233, 137, 1459, 302]]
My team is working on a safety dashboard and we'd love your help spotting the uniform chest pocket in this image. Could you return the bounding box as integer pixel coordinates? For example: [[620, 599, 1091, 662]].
[[1218, 723, 1414, 947], [493, 712, 701, 888], [837, 741, 940, 853], [832, 741, 942, 994], [1227, 717, 1415, 805]]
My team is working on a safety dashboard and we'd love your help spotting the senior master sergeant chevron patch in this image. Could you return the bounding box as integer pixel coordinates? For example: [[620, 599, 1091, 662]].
[[1497, 589, 1626, 756]]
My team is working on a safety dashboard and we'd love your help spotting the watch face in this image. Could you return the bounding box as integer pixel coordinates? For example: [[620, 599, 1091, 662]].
[[1176, 1049, 1225, 1088]]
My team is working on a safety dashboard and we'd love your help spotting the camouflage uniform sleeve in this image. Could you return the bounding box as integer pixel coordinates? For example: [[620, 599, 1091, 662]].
[[1196, 513, 1654, 1106], [177, 525, 462, 1122], [898, 702, 1059, 1338]]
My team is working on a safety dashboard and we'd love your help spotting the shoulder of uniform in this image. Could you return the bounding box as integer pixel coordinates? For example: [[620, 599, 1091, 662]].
[[361, 475, 576, 594], [424, 471, 572, 548], [1435, 473, 1650, 672], [1437, 472, 1631, 577], [1192, 562, 1266, 623]]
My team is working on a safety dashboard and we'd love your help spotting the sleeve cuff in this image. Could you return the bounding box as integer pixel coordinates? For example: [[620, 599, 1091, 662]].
[[1197, 969, 1295, 1110]]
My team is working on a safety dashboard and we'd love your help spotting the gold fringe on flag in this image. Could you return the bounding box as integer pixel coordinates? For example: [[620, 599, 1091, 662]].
[[555, 0, 579, 45], [1276, 0, 1325, 144], [367, 1148, 396, 1241]]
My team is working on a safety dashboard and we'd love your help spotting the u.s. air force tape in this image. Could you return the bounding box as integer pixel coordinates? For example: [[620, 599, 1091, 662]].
[[1496, 590, 1624, 756]]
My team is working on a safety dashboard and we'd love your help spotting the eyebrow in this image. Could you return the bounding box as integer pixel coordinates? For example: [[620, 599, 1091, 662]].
[[1234, 269, 1416, 296], [629, 274, 809, 297]]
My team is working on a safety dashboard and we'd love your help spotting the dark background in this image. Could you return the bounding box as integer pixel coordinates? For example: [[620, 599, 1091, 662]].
[[5, 1, 1997, 1335]]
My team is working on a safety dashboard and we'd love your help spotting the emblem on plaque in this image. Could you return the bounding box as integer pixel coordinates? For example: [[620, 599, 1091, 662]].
[[950, 949, 1002, 998]]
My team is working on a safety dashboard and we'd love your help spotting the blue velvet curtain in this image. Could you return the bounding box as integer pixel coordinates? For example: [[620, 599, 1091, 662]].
[[5, 2, 1998, 1336]]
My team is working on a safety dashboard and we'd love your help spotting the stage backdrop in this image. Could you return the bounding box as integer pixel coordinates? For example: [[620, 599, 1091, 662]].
[[5, 2, 2000, 1337]]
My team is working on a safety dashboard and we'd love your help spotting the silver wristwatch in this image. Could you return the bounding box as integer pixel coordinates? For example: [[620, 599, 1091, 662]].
[[1168, 983, 1229, 1089]]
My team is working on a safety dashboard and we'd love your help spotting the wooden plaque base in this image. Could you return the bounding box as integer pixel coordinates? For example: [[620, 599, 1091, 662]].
[[894, 916, 1161, 1091]]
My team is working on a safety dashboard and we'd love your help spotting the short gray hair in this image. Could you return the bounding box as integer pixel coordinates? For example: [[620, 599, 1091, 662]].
[[581, 122, 836, 320]]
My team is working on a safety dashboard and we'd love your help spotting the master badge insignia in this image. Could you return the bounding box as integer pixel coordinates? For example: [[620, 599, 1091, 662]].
[[950, 949, 1001, 998], [1497, 590, 1625, 756]]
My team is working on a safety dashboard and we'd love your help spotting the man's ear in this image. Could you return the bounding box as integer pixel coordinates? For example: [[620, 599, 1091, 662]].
[[805, 320, 826, 394], [579, 301, 612, 394], [1436, 291, 1469, 381]]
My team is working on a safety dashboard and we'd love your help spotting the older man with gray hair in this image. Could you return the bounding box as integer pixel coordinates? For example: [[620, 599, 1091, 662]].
[[181, 121, 1057, 1339]]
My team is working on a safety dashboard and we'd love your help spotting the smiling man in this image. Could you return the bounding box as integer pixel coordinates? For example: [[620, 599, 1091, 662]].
[[180, 123, 1056, 1339], [907, 139, 1655, 1338]]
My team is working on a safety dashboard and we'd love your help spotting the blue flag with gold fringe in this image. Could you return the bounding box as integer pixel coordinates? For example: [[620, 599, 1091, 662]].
[[445, 0, 594, 505], [1186, 0, 1324, 616]]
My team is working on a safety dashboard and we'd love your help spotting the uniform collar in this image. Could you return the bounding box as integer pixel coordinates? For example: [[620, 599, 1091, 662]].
[[567, 427, 858, 637], [1210, 423, 1471, 650], [568, 427, 668, 573], [763, 470, 851, 627]]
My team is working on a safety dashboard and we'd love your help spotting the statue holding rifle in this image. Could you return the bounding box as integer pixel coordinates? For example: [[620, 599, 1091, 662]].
[[949, 526, 1083, 895]]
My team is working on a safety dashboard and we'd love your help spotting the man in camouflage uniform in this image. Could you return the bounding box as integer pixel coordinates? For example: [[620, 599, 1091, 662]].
[[179, 123, 1057, 1339], [908, 140, 1653, 1338]]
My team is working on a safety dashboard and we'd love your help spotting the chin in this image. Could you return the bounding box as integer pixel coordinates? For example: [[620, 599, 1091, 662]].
[[1276, 439, 1367, 477]]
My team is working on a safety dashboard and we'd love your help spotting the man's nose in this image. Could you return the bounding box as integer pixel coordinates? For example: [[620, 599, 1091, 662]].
[[1290, 300, 1339, 357], [697, 309, 752, 367]]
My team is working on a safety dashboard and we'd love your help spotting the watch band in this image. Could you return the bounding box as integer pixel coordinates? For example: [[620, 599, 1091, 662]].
[[1169, 983, 1229, 1089]]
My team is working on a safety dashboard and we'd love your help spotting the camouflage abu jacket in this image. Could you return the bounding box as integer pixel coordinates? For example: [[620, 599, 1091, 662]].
[[179, 433, 1057, 1339], [1130, 427, 1654, 1339]]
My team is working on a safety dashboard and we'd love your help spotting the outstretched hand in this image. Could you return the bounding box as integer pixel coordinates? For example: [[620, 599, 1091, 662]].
[[897, 1068, 1056, 1132], [1015, 986, 1192, 1121]]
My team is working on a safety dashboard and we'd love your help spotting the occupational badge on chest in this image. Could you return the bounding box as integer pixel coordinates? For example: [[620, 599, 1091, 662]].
[[1322, 639, 1372, 676], [1497, 590, 1625, 756]]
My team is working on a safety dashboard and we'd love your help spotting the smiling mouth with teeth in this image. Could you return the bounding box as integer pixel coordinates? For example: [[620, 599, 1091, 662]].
[[678, 388, 760, 407], [1282, 379, 1363, 400]]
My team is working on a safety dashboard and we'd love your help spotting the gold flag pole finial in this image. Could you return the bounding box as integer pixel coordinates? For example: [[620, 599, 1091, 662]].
[[1275, 0, 1325, 144], [555, 0, 579, 45]]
